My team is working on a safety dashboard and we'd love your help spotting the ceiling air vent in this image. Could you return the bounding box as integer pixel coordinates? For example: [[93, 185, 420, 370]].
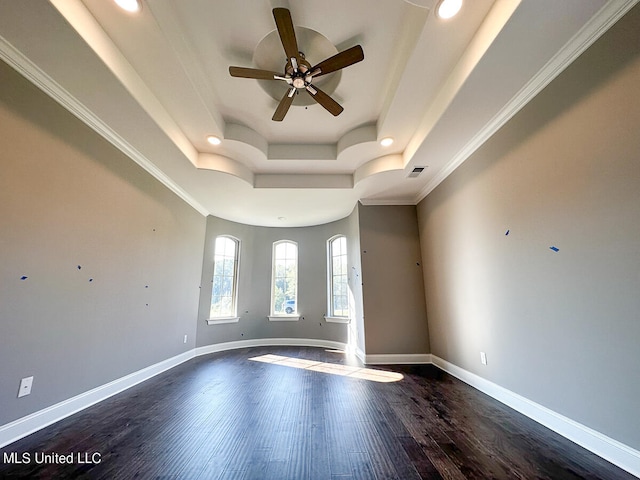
[[408, 166, 426, 178]]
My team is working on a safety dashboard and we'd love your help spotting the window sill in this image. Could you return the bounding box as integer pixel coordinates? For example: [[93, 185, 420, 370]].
[[324, 316, 350, 324], [206, 317, 240, 325], [268, 315, 300, 322]]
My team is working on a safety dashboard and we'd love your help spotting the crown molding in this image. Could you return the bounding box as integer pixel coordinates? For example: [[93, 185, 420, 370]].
[[0, 34, 210, 217], [414, 0, 640, 205], [359, 198, 416, 206]]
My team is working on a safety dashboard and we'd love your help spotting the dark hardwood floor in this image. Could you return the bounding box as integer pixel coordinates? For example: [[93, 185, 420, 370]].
[[0, 346, 634, 479]]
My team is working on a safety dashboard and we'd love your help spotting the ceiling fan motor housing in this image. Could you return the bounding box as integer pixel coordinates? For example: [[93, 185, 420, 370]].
[[286, 56, 312, 89]]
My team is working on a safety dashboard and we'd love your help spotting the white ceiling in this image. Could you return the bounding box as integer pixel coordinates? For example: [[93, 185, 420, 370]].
[[0, 0, 636, 226]]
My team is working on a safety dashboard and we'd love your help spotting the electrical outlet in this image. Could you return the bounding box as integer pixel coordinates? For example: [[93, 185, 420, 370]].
[[480, 352, 487, 365], [18, 376, 33, 398], [183, 335, 188, 344]]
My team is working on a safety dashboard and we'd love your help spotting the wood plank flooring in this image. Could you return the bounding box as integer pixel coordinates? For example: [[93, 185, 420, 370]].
[[0, 346, 635, 479]]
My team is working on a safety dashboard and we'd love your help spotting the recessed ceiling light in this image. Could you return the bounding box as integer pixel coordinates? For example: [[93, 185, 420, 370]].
[[207, 135, 222, 145], [114, 0, 141, 12], [114, 0, 141, 13], [380, 137, 394, 147], [436, 0, 462, 19]]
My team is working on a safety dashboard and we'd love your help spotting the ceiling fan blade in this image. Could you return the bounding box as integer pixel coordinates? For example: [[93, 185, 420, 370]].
[[229, 66, 282, 80], [310, 45, 364, 78], [272, 87, 296, 121], [305, 85, 343, 116], [273, 8, 299, 64]]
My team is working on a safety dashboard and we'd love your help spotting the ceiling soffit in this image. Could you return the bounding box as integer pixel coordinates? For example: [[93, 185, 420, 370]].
[[0, 0, 636, 226]]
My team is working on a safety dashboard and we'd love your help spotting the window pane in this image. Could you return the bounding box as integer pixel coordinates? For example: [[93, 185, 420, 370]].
[[334, 237, 342, 256], [223, 258, 235, 276], [214, 236, 226, 253], [332, 257, 341, 276], [213, 258, 223, 276], [221, 276, 232, 297], [333, 297, 341, 316], [333, 295, 346, 316], [274, 262, 284, 278], [274, 295, 284, 314], [338, 236, 346, 253], [220, 297, 232, 316], [224, 238, 236, 257], [213, 275, 223, 296]]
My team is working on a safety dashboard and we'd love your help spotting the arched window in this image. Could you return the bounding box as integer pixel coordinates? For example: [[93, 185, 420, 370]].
[[210, 236, 239, 319], [328, 235, 348, 318], [271, 240, 298, 316]]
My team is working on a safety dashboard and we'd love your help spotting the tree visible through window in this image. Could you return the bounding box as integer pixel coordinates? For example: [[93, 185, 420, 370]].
[[210, 236, 239, 318], [329, 236, 348, 317], [272, 240, 297, 315]]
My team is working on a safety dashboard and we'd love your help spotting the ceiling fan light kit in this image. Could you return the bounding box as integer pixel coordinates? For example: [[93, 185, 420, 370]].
[[229, 8, 364, 122]]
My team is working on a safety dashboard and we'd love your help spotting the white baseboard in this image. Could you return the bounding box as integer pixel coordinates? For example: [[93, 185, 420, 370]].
[[0, 350, 195, 449], [4, 343, 637, 478], [431, 355, 640, 478], [364, 353, 432, 365], [0, 338, 349, 449], [195, 338, 348, 357]]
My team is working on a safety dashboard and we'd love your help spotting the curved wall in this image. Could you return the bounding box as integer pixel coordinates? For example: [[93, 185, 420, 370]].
[[196, 212, 362, 348], [0, 59, 205, 427]]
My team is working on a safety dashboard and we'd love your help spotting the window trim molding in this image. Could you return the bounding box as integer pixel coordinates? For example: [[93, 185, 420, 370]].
[[327, 234, 349, 319], [268, 315, 301, 322], [210, 235, 240, 320], [324, 315, 350, 324], [270, 239, 298, 317], [206, 317, 240, 325]]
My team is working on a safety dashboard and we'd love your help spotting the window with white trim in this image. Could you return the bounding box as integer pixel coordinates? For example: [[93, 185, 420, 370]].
[[328, 235, 349, 318], [271, 240, 298, 316], [210, 236, 239, 319]]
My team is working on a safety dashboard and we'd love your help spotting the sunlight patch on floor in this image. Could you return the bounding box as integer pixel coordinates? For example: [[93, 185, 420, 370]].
[[249, 354, 404, 383]]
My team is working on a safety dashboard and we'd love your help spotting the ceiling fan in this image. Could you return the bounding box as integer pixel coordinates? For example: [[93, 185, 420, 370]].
[[229, 8, 364, 121]]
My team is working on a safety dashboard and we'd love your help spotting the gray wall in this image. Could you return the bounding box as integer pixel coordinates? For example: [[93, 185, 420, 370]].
[[196, 212, 359, 347], [359, 205, 429, 355], [0, 60, 206, 425], [417, 5, 640, 450]]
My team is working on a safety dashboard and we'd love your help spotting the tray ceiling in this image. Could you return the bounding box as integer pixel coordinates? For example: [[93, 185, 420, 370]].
[[0, 0, 636, 225]]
